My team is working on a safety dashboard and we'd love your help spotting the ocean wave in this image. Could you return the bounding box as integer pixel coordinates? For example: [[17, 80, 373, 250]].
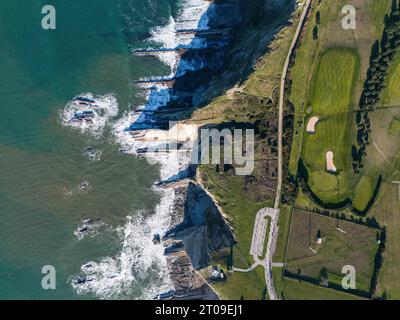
[[147, 0, 210, 71], [70, 205, 173, 300], [70, 0, 211, 300], [60, 93, 118, 137]]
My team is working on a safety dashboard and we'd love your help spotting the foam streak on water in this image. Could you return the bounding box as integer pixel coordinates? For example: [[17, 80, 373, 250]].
[[147, 0, 210, 72], [70, 0, 211, 300]]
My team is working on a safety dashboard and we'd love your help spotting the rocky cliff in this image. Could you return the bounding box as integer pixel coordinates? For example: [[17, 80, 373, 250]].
[[162, 181, 236, 299]]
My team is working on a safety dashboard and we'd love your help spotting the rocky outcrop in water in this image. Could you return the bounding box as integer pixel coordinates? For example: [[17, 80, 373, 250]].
[[136, 0, 296, 300]]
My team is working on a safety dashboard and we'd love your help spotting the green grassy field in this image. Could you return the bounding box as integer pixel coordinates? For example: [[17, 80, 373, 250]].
[[389, 119, 400, 135], [363, 47, 400, 299], [301, 48, 359, 203], [383, 51, 400, 106], [283, 278, 365, 300], [289, 0, 392, 195], [365, 50, 400, 175], [273, 205, 293, 263], [371, 174, 400, 299], [209, 266, 267, 300], [283, 0, 396, 300], [286, 209, 379, 293], [367, 46, 400, 294], [198, 166, 270, 269], [272, 267, 284, 299], [352, 176, 375, 212]]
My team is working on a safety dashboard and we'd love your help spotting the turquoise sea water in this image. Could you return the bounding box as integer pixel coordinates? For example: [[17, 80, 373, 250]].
[[0, 0, 177, 299]]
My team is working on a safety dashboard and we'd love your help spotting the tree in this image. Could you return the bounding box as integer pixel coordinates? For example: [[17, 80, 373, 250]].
[[392, 0, 398, 13], [313, 25, 319, 39], [316, 11, 321, 24], [370, 40, 381, 62], [319, 267, 329, 287]]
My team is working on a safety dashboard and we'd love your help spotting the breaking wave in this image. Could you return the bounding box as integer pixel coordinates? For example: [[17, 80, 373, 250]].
[[68, 0, 215, 300], [70, 208, 173, 299], [60, 93, 118, 137], [147, 0, 210, 71]]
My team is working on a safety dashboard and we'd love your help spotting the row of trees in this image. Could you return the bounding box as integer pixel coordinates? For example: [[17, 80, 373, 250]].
[[352, 1, 400, 173], [313, 11, 321, 40], [300, 205, 381, 229], [370, 227, 387, 298]]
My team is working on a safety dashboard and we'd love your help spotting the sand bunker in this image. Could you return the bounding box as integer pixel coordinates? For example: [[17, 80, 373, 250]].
[[134, 123, 199, 143], [306, 116, 319, 134], [326, 151, 337, 173]]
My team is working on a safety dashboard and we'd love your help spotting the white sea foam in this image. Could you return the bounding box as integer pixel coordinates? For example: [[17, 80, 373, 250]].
[[70, 0, 210, 300], [74, 219, 107, 241], [83, 149, 103, 163], [148, 0, 210, 71], [70, 209, 173, 299], [60, 93, 118, 137]]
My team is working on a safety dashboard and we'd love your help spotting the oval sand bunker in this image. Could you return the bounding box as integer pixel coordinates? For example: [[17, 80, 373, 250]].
[[326, 151, 337, 173]]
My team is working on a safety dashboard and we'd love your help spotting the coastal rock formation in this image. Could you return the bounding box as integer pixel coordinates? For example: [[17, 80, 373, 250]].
[[207, 2, 243, 29], [162, 181, 236, 299], [127, 0, 296, 300], [166, 182, 236, 269]]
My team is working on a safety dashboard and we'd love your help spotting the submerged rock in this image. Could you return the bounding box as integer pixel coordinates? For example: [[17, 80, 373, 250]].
[[152, 233, 161, 245]]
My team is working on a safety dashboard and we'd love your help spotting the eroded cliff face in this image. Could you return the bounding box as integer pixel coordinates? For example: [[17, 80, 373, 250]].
[[171, 182, 236, 269], [153, 0, 295, 125], [197, 0, 295, 106], [161, 180, 235, 299], [165, 182, 236, 270], [158, 0, 296, 299]]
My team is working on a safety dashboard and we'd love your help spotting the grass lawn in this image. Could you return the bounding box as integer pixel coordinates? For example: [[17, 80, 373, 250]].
[[273, 205, 293, 263], [273, 267, 284, 299], [371, 174, 400, 299], [198, 166, 270, 269], [301, 48, 359, 203], [211, 266, 267, 300], [363, 46, 400, 173], [364, 51, 400, 174], [363, 50, 400, 299], [283, 277, 365, 300], [286, 209, 379, 294], [352, 175, 375, 212], [288, 0, 391, 186], [389, 118, 400, 135], [383, 51, 400, 106]]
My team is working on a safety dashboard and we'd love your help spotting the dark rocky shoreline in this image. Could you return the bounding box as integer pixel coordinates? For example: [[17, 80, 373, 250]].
[[161, 181, 238, 300], [150, 0, 296, 300]]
